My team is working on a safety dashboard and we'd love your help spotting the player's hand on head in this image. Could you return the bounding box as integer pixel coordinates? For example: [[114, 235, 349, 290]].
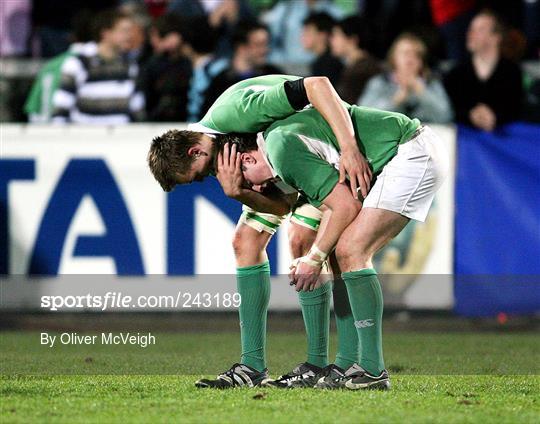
[[339, 147, 372, 200], [216, 142, 244, 199]]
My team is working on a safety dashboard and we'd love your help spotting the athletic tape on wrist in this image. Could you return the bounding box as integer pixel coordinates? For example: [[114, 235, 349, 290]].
[[290, 256, 323, 269], [309, 245, 328, 261], [299, 256, 323, 267]]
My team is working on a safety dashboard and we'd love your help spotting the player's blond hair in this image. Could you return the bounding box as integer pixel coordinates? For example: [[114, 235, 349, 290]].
[[147, 130, 201, 192]]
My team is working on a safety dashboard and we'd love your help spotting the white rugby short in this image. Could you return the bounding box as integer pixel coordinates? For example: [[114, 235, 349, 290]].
[[363, 125, 449, 222]]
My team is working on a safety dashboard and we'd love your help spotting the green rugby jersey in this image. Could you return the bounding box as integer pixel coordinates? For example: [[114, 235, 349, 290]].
[[192, 73, 420, 208], [262, 106, 420, 207], [194, 75, 301, 134]]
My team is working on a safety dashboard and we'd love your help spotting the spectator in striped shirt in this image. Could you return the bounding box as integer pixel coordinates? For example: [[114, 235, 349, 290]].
[[52, 9, 145, 124]]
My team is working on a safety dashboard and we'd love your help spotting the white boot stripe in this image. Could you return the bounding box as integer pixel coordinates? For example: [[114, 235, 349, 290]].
[[235, 369, 254, 387], [219, 375, 233, 385], [232, 374, 245, 386]]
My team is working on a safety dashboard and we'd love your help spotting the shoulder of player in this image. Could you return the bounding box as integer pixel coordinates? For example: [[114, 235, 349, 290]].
[[264, 126, 317, 166], [264, 126, 300, 154]]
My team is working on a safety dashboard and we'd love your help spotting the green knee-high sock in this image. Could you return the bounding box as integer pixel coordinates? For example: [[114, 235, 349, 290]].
[[342, 268, 385, 375], [298, 281, 332, 368], [236, 261, 271, 372], [332, 277, 359, 370]]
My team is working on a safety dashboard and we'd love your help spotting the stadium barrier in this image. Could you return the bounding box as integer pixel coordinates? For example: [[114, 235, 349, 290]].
[[1, 123, 538, 315], [454, 123, 540, 316]]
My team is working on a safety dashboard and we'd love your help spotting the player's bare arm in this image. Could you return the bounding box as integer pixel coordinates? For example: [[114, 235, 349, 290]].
[[304, 77, 372, 199], [290, 182, 361, 292]]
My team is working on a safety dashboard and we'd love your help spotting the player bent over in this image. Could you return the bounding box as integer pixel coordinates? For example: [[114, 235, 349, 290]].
[[215, 159, 363, 389], [149, 76, 370, 388], [149, 76, 449, 389], [230, 107, 448, 390]]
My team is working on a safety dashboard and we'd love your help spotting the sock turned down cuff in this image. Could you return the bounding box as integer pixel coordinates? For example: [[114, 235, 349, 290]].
[[236, 261, 270, 276], [341, 268, 377, 280]]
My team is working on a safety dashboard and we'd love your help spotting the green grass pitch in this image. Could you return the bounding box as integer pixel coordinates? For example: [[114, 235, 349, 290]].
[[1, 331, 539, 423]]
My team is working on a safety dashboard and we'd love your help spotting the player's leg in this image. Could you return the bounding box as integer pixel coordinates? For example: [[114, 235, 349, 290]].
[[289, 220, 331, 370], [336, 207, 409, 387], [337, 125, 449, 390], [334, 208, 408, 390], [196, 207, 280, 388], [233, 218, 273, 268], [234, 207, 288, 373], [233, 222, 273, 373], [328, 252, 358, 371], [313, 225, 363, 390], [310, 208, 360, 374], [265, 205, 332, 388]]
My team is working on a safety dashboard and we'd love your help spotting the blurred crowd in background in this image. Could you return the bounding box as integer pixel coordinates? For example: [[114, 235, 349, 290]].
[[1, 0, 539, 128]]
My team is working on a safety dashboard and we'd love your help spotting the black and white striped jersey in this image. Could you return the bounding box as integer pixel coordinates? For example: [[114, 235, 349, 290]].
[[52, 50, 145, 124]]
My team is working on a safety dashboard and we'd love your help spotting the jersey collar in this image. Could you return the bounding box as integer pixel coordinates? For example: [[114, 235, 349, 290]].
[[256, 132, 278, 178], [255, 133, 297, 194]]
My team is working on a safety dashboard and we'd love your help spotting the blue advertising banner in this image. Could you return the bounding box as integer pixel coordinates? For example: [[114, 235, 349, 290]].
[[0, 124, 455, 310], [455, 123, 540, 316]]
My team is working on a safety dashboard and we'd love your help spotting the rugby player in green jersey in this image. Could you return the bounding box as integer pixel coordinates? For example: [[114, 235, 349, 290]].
[[149, 75, 449, 390], [217, 84, 448, 391], [149, 75, 370, 389]]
